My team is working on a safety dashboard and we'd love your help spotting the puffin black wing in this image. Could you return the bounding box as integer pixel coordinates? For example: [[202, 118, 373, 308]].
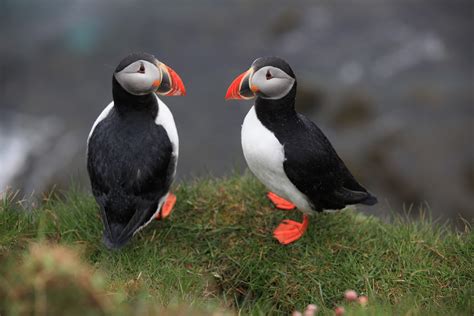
[[87, 108, 175, 249], [282, 114, 377, 211]]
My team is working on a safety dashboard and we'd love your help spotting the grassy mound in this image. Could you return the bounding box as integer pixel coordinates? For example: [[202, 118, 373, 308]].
[[1, 174, 472, 315]]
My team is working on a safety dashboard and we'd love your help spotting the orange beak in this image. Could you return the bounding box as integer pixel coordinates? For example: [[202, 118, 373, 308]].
[[156, 63, 186, 96], [225, 68, 255, 100]]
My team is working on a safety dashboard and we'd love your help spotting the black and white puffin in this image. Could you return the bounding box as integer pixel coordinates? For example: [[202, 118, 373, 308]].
[[225, 57, 377, 245], [87, 52, 185, 249]]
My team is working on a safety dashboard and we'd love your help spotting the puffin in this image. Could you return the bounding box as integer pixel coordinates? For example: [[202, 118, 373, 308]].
[[225, 56, 377, 245], [87, 52, 185, 249]]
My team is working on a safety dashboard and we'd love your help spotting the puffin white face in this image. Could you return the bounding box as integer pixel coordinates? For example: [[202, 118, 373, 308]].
[[225, 57, 296, 101], [250, 66, 295, 100], [114, 60, 162, 95]]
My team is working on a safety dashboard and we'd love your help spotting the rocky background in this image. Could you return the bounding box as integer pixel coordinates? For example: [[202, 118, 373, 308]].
[[1, 0, 472, 225]]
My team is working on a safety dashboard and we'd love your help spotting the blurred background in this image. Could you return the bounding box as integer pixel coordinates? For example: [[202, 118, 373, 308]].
[[1, 0, 472, 225]]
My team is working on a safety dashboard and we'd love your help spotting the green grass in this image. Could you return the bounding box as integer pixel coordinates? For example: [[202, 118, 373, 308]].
[[0, 173, 472, 315]]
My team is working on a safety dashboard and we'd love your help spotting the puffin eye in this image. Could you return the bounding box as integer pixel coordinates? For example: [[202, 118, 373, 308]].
[[266, 70, 273, 80], [138, 64, 145, 73]]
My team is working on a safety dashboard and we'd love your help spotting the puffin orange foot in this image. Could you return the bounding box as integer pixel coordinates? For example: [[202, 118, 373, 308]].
[[273, 215, 309, 245], [267, 192, 296, 210], [156, 193, 176, 220]]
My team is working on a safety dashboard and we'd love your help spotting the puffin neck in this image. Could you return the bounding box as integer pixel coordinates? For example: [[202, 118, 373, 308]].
[[112, 76, 158, 117], [254, 85, 297, 122]]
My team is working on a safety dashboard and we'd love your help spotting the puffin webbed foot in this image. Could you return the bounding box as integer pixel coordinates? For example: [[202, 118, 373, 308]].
[[157, 193, 176, 220], [267, 192, 296, 210], [273, 215, 309, 245]]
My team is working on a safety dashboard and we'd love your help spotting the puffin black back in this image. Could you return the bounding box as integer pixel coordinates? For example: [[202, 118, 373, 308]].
[[87, 52, 185, 249], [226, 56, 377, 245]]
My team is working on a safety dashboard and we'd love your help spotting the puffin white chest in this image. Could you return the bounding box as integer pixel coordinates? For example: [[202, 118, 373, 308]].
[[241, 106, 312, 213]]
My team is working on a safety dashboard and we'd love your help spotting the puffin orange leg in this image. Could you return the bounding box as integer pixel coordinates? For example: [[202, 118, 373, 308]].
[[273, 215, 309, 245], [156, 193, 176, 220], [267, 192, 296, 210]]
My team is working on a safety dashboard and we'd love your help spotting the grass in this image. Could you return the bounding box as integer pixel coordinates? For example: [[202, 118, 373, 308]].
[[0, 173, 472, 315]]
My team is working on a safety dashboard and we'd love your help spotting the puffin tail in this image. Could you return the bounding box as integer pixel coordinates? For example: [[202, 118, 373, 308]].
[[360, 192, 378, 206], [102, 223, 129, 250], [98, 193, 133, 250], [334, 188, 378, 206], [102, 200, 159, 250]]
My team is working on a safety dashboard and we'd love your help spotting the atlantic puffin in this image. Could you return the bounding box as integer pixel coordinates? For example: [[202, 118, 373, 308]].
[[87, 52, 185, 249], [225, 57, 377, 245]]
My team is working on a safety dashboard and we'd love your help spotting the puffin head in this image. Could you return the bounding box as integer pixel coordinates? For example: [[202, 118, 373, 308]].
[[114, 52, 186, 96], [225, 56, 295, 101]]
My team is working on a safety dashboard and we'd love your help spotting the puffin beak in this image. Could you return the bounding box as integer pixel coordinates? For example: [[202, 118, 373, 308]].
[[225, 68, 255, 100], [155, 62, 186, 96]]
